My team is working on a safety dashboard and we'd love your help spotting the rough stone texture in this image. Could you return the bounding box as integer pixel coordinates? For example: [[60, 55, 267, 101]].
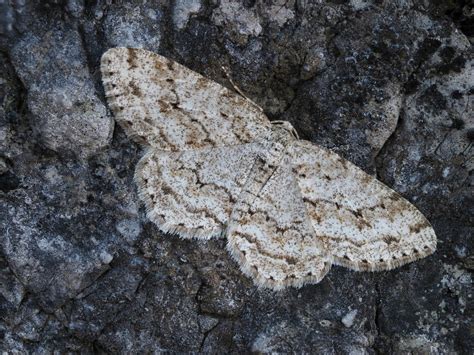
[[10, 21, 113, 159], [173, 0, 202, 31], [0, 0, 472, 353], [102, 2, 162, 52]]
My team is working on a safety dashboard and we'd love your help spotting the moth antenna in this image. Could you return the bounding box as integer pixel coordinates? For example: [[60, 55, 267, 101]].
[[221, 66, 264, 112]]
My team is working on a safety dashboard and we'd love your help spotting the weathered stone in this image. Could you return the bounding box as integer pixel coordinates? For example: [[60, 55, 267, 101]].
[[102, 3, 162, 52], [173, 0, 201, 30], [341, 309, 358, 328], [10, 23, 113, 158], [212, 0, 262, 44]]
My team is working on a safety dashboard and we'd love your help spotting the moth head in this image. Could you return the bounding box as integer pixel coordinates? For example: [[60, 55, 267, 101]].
[[271, 120, 299, 139]]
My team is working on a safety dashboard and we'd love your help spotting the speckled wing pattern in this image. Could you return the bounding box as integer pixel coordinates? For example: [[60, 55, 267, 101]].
[[227, 141, 331, 290], [101, 47, 437, 290], [101, 47, 271, 150], [289, 141, 437, 272], [134, 143, 265, 239], [101, 47, 272, 239]]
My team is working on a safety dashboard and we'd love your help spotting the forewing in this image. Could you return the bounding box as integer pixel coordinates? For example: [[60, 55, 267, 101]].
[[289, 140, 437, 271], [101, 47, 271, 149], [135, 143, 263, 239], [227, 148, 331, 290]]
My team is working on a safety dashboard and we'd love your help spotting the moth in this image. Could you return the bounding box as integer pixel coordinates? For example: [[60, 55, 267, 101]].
[[101, 47, 437, 290]]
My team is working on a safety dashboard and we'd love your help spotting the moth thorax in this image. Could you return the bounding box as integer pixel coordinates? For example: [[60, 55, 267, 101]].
[[270, 121, 298, 147]]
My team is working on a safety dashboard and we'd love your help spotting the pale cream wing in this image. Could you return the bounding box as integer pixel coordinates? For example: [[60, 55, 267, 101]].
[[226, 148, 332, 290], [289, 140, 437, 271], [101, 47, 271, 149], [135, 143, 265, 239]]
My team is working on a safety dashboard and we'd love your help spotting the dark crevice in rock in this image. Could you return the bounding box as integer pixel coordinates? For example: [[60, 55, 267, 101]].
[[0, 170, 20, 192], [77, 23, 105, 100], [440, 0, 474, 39], [199, 319, 220, 352], [1, 50, 30, 132], [156, 2, 175, 58], [372, 280, 385, 352], [374, 96, 405, 180]]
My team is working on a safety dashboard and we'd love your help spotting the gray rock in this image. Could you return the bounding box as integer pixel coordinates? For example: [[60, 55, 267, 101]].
[[0, 0, 26, 36], [173, 0, 201, 31], [0, 252, 25, 315], [212, 0, 262, 44], [2, 185, 112, 311], [116, 218, 142, 245], [10, 23, 113, 158], [65, 0, 84, 18], [102, 2, 162, 53], [0, 295, 92, 353], [342, 309, 358, 328], [0, 1, 472, 353]]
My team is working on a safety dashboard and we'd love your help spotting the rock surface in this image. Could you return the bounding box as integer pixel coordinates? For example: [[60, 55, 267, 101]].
[[0, 1, 472, 353], [11, 21, 113, 158]]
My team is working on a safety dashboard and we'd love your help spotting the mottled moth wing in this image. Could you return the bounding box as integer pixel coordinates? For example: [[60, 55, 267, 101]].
[[101, 47, 272, 150], [135, 143, 266, 239], [101, 47, 437, 289], [226, 142, 332, 290], [289, 140, 437, 271]]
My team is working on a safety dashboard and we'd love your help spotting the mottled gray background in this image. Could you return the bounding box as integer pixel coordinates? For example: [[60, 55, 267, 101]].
[[0, 0, 473, 353]]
